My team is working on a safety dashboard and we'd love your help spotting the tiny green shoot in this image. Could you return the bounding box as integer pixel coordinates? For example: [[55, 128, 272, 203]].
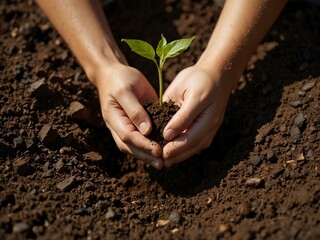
[[121, 34, 195, 107]]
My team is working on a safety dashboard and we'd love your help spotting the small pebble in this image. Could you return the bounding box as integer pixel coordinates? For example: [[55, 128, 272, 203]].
[[249, 155, 262, 166], [171, 228, 179, 234], [294, 113, 305, 129], [218, 223, 231, 233], [59, 146, 71, 154], [245, 177, 263, 187], [83, 151, 102, 161], [25, 139, 35, 150], [39, 124, 58, 145], [168, 210, 183, 225], [156, 219, 169, 227], [13, 222, 30, 233], [29, 188, 38, 195], [289, 101, 301, 108], [105, 207, 116, 220], [266, 150, 276, 162], [13, 158, 31, 176], [13, 136, 24, 148], [54, 158, 66, 173], [29, 79, 50, 99], [302, 81, 315, 91], [237, 202, 252, 217], [67, 101, 91, 122], [255, 133, 264, 144], [296, 153, 305, 162], [290, 126, 300, 140], [11, 27, 18, 38], [287, 160, 298, 169], [56, 175, 76, 192]]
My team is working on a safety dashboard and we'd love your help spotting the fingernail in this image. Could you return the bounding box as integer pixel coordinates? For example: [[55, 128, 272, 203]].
[[151, 160, 162, 170], [139, 122, 149, 135], [164, 129, 175, 141], [152, 150, 161, 158]]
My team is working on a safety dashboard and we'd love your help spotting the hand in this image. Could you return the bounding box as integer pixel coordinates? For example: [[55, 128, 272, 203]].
[[162, 65, 231, 167], [94, 63, 163, 169]]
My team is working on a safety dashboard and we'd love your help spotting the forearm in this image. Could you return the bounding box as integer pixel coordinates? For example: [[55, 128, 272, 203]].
[[198, 0, 288, 90], [36, 0, 126, 85]]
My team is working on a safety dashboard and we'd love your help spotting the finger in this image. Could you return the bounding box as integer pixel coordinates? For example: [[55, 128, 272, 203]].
[[105, 104, 162, 158], [115, 91, 154, 136], [163, 96, 206, 141], [163, 108, 220, 166], [163, 133, 213, 168], [109, 128, 163, 170]]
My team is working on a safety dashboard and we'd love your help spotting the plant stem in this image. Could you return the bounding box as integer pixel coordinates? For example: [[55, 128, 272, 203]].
[[154, 60, 163, 108], [157, 65, 163, 108]]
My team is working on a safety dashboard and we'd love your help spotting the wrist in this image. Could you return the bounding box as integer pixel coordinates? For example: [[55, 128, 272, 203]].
[[196, 52, 244, 93], [81, 45, 127, 87]]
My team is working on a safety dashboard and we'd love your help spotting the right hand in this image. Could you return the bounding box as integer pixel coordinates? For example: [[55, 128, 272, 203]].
[[162, 65, 231, 167], [92, 63, 163, 169]]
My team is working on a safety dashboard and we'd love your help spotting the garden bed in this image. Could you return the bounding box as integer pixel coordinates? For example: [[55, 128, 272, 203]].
[[0, 0, 319, 239]]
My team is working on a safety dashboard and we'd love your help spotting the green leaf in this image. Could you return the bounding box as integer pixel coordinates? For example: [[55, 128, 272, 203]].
[[156, 34, 167, 58], [163, 36, 196, 59], [121, 39, 155, 61]]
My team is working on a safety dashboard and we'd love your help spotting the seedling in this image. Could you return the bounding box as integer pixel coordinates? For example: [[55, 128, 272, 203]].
[[121, 34, 195, 107]]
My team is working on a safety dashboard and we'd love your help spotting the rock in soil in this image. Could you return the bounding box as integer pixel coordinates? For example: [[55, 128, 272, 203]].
[[67, 101, 92, 123], [13, 158, 32, 176], [105, 207, 116, 220], [38, 124, 58, 145], [168, 210, 184, 225], [56, 176, 77, 192], [28, 79, 50, 99], [83, 151, 103, 161]]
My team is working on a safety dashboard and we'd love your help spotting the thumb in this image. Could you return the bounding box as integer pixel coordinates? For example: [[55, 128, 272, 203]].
[[117, 91, 153, 135], [163, 97, 203, 141]]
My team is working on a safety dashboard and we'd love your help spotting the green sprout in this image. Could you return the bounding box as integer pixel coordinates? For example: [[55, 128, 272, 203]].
[[121, 34, 195, 107]]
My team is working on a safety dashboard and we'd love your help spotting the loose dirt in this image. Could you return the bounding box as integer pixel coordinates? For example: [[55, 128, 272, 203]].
[[146, 101, 179, 147], [0, 0, 319, 239]]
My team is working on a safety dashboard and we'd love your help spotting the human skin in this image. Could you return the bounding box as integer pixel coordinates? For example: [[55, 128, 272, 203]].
[[36, 0, 287, 169], [36, 0, 163, 169], [162, 0, 288, 167]]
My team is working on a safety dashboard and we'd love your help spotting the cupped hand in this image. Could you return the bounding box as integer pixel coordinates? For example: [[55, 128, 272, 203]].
[[94, 63, 163, 169], [162, 65, 232, 167]]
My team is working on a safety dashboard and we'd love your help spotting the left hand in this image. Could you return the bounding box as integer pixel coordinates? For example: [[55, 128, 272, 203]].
[[162, 65, 232, 167]]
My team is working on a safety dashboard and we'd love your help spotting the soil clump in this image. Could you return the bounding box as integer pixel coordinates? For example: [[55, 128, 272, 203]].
[[146, 101, 179, 147]]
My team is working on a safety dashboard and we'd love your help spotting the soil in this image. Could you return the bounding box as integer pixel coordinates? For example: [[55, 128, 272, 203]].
[[146, 101, 179, 147], [0, 0, 320, 239]]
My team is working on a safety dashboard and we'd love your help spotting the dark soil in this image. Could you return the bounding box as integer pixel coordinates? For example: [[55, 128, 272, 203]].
[[146, 101, 179, 147], [1, 0, 320, 239]]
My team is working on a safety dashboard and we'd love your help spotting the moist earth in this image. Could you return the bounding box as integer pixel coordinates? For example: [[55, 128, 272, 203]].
[[0, 0, 320, 240], [146, 101, 179, 147]]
